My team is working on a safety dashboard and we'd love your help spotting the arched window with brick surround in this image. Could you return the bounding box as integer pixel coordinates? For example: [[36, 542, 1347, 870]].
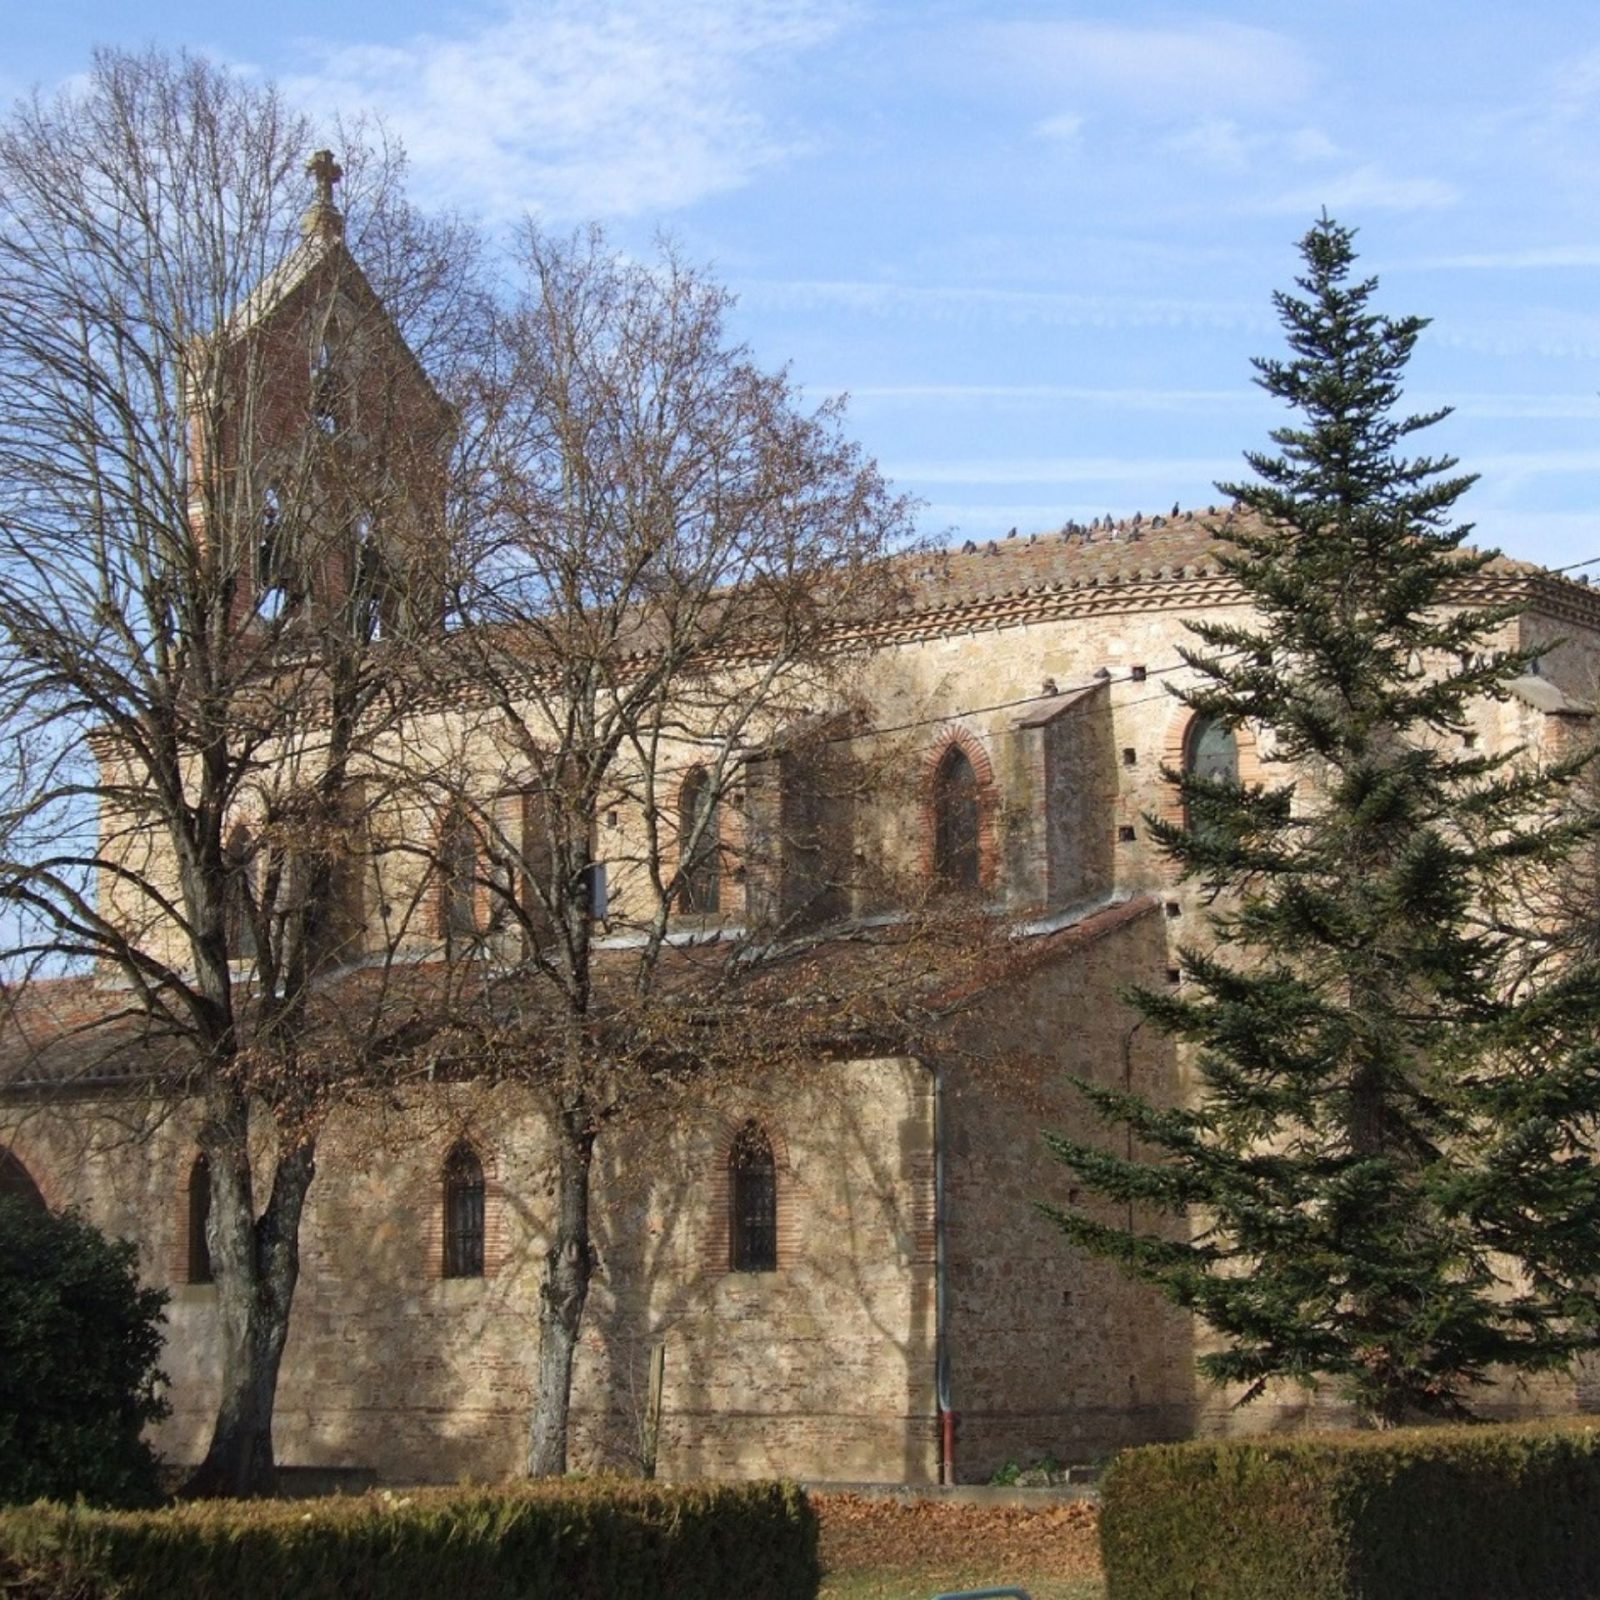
[[678, 765, 720, 914], [442, 1142, 486, 1279], [186, 1154, 213, 1284], [437, 804, 480, 952], [729, 1120, 778, 1273], [223, 822, 257, 959], [932, 744, 981, 891], [1182, 714, 1239, 834]]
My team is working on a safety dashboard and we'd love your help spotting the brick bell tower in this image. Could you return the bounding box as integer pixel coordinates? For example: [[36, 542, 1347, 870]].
[[193, 149, 456, 643]]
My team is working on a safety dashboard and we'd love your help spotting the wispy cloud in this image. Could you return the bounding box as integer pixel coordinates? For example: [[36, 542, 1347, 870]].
[[1033, 111, 1085, 145], [1161, 118, 1344, 175], [1411, 246, 1600, 271], [286, 0, 851, 220], [1431, 308, 1600, 361], [1257, 163, 1460, 215], [984, 19, 1311, 113], [845, 383, 1264, 413], [1429, 392, 1600, 421], [1477, 448, 1600, 481], [741, 278, 1267, 334], [887, 455, 1237, 487]]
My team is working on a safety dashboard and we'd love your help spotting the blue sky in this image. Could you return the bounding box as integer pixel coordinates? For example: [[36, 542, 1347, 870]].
[[11, 1, 1600, 569]]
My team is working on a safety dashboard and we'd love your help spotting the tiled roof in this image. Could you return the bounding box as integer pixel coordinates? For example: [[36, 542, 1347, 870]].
[[0, 978, 193, 1091], [0, 896, 1164, 1093], [868, 506, 1587, 640]]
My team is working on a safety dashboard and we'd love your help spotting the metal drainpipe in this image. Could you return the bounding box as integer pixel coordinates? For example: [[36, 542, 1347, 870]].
[[932, 1055, 954, 1484]]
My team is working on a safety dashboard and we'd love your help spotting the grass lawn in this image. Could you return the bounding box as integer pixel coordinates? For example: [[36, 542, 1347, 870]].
[[814, 1492, 1103, 1600]]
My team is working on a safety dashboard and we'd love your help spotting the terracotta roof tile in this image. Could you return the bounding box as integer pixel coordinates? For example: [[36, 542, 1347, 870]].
[[873, 505, 1582, 638]]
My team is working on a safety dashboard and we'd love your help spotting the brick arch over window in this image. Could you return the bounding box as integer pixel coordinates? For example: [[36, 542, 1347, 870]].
[[1156, 707, 1264, 834], [434, 802, 485, 950], [919, 727, 999, 892], [223, 822, 257, 959], [426, 1137, 507, 1280], [700, 1114, 798, 1275], [677, 765, 722, 914]]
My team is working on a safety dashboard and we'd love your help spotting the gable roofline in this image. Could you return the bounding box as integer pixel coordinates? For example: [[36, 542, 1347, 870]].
[[862, 507, 1600, 646], [222, 230, 454, 431]]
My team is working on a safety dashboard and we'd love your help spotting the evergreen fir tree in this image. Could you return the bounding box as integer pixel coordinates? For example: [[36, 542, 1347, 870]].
[[1045, 215, 1600, 1427]]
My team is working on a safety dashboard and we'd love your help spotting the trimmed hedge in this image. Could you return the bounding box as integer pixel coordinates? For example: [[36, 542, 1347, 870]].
[[1100, 1419, 1600, 1600], [0, 1477, 818, 1600]]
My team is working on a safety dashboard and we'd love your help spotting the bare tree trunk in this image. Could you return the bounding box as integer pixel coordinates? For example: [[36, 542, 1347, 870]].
[[527, 1100, 596, 1477], [186, 1091, 316, 1498]]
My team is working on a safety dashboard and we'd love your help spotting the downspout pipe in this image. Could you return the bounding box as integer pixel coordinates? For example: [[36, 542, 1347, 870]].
[[931, 1055, 954, 1484]]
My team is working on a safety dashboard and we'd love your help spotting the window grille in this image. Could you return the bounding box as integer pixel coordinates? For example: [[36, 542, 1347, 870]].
[[443, 1143, 485, 1278], [729, 1121, 777, 1273]]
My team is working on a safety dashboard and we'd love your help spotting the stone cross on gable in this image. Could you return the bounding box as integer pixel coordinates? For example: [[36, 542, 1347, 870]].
[[301, 149, 345, 242], [308, 149, 343, 207]]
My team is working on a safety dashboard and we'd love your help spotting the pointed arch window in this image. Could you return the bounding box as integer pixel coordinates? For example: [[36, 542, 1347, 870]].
[[224, 823, 256, 959], [1183, 715, 1239, 833], [187, 1155, 213, 1285], [312, 338, 340, 435], [729, 1121, 778, 1273], [932, 744, 981, 892], [257, 486, 295, 620], [443, 1143, 485, 1279], [0, 1148, 44, 1211], [438, 805, 480, 952], [678, 766, 721, 914]]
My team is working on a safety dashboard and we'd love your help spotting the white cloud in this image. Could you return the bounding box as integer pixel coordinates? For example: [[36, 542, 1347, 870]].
[[1164, 117, 1252, 171], [1033, 111, 1085, 144], [982, 19, 1310, 113], [1430, 308, 1600, 361], [1162, 117, 1343, 176], [845, 383, 1262, 413], [887, 455, 1237, 487], [1285, 127, 1341, 163], [741, 277, 1267, 334], [286, 0, 852, 220], [1258, 163, 1459, 215], [1413, 246, 1600, 270], [1436, 392, 1600, 421], [1477, 449, 1600, 481]]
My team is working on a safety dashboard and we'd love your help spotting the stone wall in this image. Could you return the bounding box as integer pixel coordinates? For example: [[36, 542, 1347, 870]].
[[1, 1057, 938, 1485], [941, 898, 1197, 1480]]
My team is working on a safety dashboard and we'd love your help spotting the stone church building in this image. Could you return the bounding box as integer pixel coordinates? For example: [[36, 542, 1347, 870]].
[[4, 175, 1600, 1488]]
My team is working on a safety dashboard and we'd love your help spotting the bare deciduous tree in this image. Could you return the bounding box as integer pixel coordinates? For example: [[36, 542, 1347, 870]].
[[0, 49, 479, 1495], [428, 226, 1001, 1475]]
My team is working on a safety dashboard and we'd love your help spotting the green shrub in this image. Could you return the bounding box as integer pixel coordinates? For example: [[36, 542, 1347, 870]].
[[0, 1478, 819, 1600], [0, 1195, 168, 1507], [1100, 1419, 1600, 1600]]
